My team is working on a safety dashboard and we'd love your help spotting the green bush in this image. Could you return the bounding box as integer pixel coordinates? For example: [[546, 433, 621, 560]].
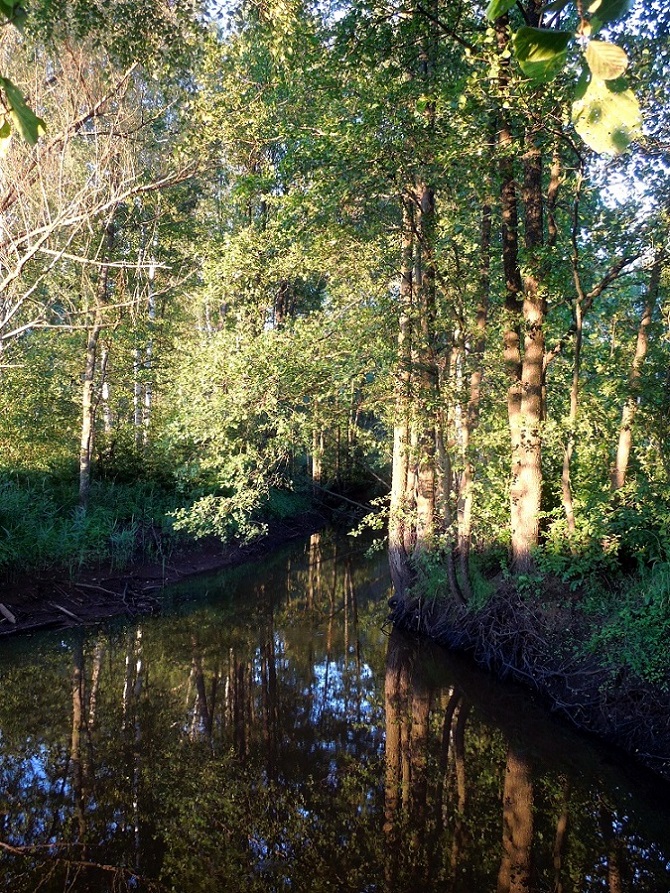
[[582, 561, 670, 690]]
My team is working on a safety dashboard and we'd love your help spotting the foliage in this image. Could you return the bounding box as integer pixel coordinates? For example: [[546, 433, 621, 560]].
[[0, 471, 180, 573], [487, 0, 641, 154], [582, 562, 670, 689]]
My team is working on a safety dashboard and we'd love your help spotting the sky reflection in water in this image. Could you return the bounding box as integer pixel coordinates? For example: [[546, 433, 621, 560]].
[[0, 530, 669, 892]]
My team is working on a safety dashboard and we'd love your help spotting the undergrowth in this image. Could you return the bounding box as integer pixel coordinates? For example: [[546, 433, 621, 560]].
[[0, 470, 318, 578], [421, 540, 670, 694], [0, 472, 182, 576], [580, 561, 670, 691]]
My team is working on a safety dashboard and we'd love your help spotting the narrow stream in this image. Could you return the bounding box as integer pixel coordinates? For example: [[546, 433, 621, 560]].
[[1, 529, 669, 891]]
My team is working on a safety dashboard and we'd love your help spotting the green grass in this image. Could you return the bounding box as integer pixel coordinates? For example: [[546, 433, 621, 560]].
[[0, 472, 182, 575]]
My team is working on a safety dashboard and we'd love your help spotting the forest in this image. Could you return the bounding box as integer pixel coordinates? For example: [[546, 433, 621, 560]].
[[0, 1, 669, 687]]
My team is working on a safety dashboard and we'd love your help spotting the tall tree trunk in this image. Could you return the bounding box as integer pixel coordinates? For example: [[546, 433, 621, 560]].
[[388, 0, 442, 606], [389, 198, 415, 597], [143, 268, 155, 444], [512, 126, 545, 572], [79, 310, 104, 511], [495, 16, 524, 573], [561, 301, 582, 535], [458, 161, 493, 595], [611, 249, 664, 490], [412, 178, 439, 560], [311, 424, 324, 490], [495, 6, 547, 574], [79, 221, 114, 510], [100, 345, 113, 435]]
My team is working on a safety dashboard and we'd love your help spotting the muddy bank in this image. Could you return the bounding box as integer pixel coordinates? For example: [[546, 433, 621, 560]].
[[390, 587, 670, 782], [0, 511, 326, 639]]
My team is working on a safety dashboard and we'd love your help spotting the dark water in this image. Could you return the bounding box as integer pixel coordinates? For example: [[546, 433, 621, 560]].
[[1, 530, 670, 892]]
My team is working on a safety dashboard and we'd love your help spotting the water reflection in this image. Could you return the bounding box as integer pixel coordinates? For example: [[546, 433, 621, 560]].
[[0, 531, 669, 892]]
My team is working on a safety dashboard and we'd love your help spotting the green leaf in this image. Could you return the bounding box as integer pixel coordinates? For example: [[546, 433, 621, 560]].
[[587, 0, 633, 23], [0, 77, 46, 145], [543, 0, 571, 11], [585, 40, 628, 80], [572, 76, 641, 155], [485, 0, 517, 22], [512, 26, 572, 83], [574, 66, 590, 101], [0, 0, 25, 28]]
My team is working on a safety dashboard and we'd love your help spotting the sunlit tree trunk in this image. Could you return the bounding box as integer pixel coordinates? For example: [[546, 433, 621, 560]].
[[495, 16, 524, 572], [412, 179, 439, 561], [312, 427, 324, 488], [388, 2, 442, 606], [143, 269, 155, 443], [561, 300, 582, 535], [79, 221, 114, 511], [389, 198, 415, 597], [611, 250, 664, 490], [100, 345, 113, 435], [512, 125, 546, 572], [495, 8, 547, 574], [79, 309, 104, 511]]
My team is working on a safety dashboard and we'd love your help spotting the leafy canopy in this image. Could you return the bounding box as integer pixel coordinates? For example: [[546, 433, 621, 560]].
[[487, 0, 641, 155]]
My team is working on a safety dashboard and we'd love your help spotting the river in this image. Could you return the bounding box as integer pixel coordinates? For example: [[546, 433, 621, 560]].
[[0, 529, 669, 891]]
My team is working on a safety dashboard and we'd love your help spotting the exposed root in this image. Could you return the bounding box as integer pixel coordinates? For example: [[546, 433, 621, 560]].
[[390, 587, 670, 780]]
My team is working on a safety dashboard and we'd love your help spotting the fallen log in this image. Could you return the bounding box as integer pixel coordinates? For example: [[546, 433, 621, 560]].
[[0, 603, 17, 624], [48, 601, 81, 622]]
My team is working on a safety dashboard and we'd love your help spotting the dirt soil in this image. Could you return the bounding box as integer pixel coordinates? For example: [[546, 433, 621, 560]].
[[0, 511, 326, 639]]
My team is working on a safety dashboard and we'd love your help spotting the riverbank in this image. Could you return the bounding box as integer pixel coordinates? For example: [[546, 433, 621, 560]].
[[0, 510, 326, 638], [390, 583, 670, 782]]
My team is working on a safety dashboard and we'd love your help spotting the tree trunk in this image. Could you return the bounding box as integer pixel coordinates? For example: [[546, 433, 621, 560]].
[[412, 178, 438, 560], [389, 198, 415, 597], [458, 168, 492, 595], [100, 345, 113, 435], [611, 250, 664, 490], [495, 16, 525, 574], [143, 268, 155, 444], [79, 310, 104, 511], [561, 301, 582, 535], [79, 222, 114, 510], [511, 126, 545, 573]]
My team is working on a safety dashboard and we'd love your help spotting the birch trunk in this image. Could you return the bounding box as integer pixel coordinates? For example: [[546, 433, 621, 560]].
[[79, 314, 103, 510]]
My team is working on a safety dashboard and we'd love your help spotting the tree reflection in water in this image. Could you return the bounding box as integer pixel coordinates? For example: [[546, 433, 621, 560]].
[[0, 531, 669, 891]]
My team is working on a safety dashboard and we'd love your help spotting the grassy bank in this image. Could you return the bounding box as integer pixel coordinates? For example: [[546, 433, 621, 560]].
[[0, 468, 315, 580]]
